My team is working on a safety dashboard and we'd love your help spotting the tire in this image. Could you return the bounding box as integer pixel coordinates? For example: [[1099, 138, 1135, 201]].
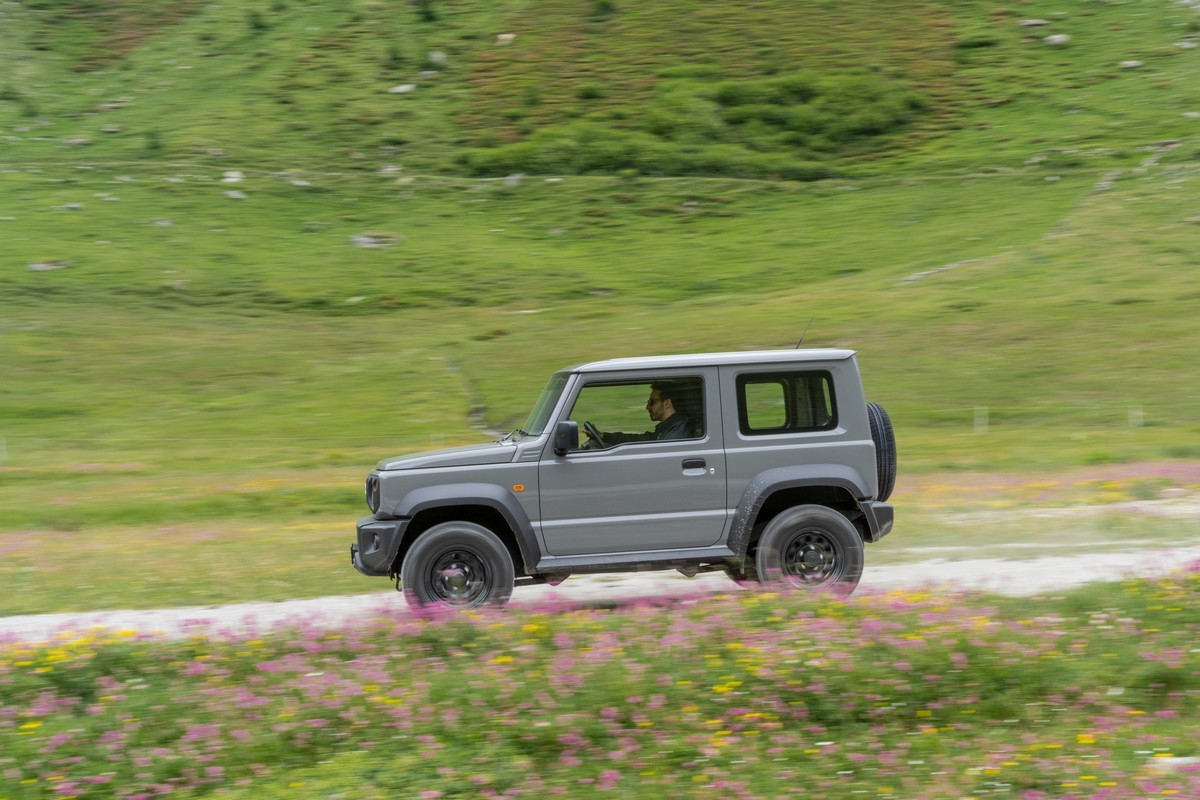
[[400, 521, 515, 609], [867, 402, 897, 503], [753, 505, 864, 594]]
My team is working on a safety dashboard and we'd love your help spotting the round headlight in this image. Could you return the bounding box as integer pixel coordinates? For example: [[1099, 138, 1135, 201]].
[[365, 475, 380, 514]]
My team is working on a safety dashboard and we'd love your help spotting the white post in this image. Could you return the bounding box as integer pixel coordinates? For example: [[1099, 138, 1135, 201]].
[[974, 407, 989, 434]]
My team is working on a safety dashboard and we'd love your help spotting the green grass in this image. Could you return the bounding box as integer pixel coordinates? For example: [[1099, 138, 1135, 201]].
[[1, 0, 1199, 611], [3, 468, 1198, 617], [4, 0, 1198, 175], [0, 517, 379, 617]]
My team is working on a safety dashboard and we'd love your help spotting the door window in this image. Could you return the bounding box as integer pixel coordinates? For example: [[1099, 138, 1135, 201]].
[[568, 376, 705, 449]]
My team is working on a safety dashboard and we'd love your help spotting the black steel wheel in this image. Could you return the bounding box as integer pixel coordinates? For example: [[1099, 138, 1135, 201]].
[[753, 505, 864, 594], [400, 521, 515, 609]]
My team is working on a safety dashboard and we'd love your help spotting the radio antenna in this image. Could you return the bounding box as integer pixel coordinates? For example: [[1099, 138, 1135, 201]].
[[795, 318, 815, 349]]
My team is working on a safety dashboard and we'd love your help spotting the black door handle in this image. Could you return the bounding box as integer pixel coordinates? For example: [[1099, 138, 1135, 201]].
[[682, 458, 706, 470]]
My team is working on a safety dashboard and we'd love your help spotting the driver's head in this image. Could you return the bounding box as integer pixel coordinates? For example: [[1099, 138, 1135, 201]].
[[647, 382, 679, 422]]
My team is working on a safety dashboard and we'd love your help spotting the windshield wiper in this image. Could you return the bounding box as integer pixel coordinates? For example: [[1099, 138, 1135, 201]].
[[499, 429, 529, 442]]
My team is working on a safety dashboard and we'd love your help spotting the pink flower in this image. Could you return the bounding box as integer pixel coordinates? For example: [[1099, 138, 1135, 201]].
[[598, 769, 622, 790]]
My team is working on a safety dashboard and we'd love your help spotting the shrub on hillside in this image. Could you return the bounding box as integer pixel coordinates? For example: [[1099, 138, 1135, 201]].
[[459, 123, 836, 180], [642, 88, 726, 143], [462, 70, 925, 179], [414, 0, 439, 22]]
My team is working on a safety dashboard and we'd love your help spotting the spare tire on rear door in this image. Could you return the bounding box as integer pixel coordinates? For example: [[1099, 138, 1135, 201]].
[[867, 402, 896, 502]]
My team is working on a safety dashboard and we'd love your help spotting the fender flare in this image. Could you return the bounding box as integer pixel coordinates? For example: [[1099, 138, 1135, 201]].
[[393, 483, 541, 574], [727, 465, 870, 555]]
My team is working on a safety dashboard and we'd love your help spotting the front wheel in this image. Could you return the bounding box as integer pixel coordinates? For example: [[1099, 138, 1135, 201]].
[[753, 505, 864, 594], [400, 521, 515, 609]]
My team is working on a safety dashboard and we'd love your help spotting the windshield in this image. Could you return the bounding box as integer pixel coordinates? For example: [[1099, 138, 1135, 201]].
[[521, 372, 569, 437]]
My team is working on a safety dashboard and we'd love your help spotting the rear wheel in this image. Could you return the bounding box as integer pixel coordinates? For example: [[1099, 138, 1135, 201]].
[[753, 505, 864, 594], [400, 521, 515, 609]]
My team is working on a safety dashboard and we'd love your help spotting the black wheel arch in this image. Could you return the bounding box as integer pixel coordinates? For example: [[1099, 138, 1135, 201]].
[[728, 466, 871, 557], [389, 483, 540, 576]]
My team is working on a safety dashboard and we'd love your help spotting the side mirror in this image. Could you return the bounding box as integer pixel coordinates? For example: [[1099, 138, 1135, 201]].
[[552, 420, 579, 457]]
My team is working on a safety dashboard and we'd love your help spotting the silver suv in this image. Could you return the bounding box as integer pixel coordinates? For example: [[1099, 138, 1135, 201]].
[[351, 349, 896, 608]]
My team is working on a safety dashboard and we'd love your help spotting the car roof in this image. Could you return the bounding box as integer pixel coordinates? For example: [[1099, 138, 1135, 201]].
[[567, 348, 856, 374]]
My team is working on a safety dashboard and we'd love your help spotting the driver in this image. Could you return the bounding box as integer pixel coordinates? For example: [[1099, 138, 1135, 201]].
[[593, 381, 691, 445]]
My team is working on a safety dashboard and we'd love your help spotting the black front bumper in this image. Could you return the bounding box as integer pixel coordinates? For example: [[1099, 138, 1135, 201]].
[[351, 515, 409, 576]]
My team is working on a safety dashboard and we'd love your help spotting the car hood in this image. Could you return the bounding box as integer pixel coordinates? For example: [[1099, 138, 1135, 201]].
[[376, 442, 518, 471]]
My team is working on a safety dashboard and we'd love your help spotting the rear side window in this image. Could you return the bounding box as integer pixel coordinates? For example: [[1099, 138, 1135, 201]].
[[737, 371, 836, 435]]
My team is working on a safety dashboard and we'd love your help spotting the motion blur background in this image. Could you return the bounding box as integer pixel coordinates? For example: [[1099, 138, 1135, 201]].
[[2, 0, 1199, 612]]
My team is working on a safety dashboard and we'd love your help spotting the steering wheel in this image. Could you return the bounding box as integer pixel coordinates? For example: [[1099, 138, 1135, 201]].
[[583, 420, 606, 449]]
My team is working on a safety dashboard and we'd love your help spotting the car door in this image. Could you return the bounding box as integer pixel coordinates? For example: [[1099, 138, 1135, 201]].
[[537, 368, 727, 556]]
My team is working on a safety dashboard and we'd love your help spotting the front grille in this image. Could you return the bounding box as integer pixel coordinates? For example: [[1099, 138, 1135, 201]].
[[365, 475, 380, 514]]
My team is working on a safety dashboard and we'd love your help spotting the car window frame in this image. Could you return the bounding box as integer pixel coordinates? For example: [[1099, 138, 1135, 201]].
[[736, 369, 837, 436], [564, 373, 708, 451]]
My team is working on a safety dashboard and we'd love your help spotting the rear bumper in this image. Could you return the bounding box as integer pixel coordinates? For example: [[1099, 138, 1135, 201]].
[[861, 501, 894, 543], [351, 515, 409, 576]]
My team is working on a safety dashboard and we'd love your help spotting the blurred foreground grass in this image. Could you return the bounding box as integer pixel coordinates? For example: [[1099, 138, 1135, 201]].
[[2, 573, 1199, 798]]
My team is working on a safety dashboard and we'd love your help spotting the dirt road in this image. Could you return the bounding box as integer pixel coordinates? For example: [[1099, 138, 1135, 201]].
[[3, 545, 1198, 644]]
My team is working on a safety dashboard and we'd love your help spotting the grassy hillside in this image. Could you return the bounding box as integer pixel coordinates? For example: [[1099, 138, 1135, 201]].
[[5, 0, 1198, 174], [1, 0, 1199, 610]]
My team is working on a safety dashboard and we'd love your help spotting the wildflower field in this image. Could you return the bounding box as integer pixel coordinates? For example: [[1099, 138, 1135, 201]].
[[3, 0, 1200, 794], [3, 569, 1198, 800]]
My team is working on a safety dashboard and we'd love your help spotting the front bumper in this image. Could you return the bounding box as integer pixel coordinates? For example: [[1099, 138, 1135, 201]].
[[351, 515, 409, 576], [861, 501, 894, 543]]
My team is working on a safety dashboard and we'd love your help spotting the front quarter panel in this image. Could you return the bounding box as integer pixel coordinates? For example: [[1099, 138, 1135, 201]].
[[390, 479, 542, 573]]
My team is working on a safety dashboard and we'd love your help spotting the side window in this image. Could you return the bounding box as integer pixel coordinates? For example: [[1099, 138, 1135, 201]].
[[737, 371, 835, 435], [567, 376, 705, 449], [742, 380, 787, 430]]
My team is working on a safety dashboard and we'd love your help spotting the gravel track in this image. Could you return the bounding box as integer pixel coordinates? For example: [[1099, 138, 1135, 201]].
[[3, 545, 1199, 645]]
